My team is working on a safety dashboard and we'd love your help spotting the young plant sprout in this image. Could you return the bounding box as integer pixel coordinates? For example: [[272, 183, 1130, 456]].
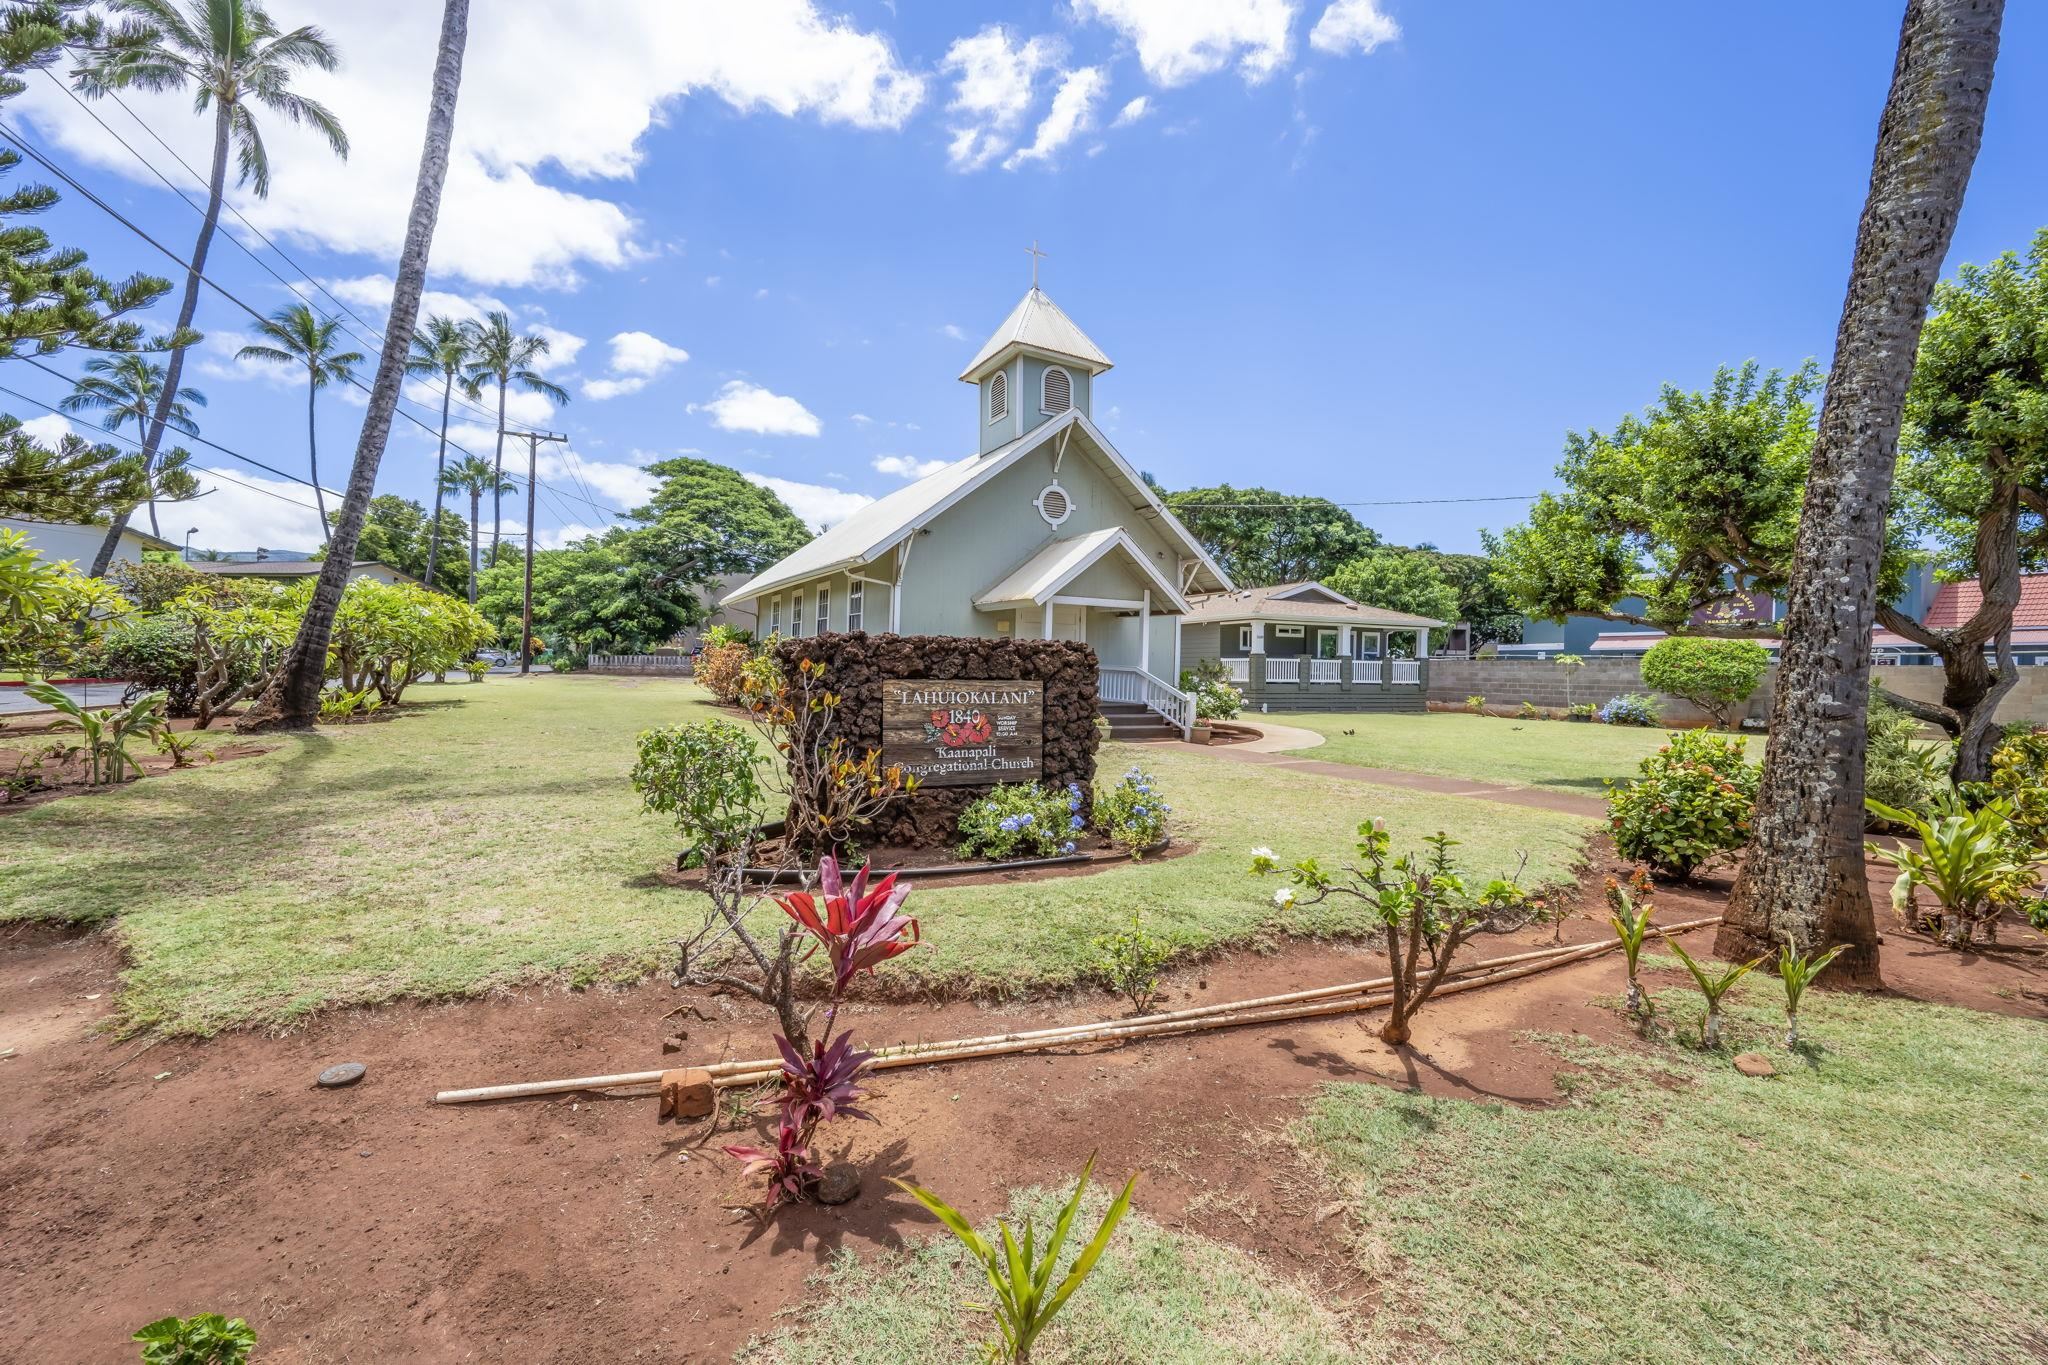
[[1666, 941, 1762, 1049], [1606, 877, 1657, 1019], [1775, 936, 1846, 1049], [1251, 820, 1527, 1045], [892, 1151, 1139, 1365]]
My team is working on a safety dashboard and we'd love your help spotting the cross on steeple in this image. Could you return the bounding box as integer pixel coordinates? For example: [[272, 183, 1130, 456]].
[[1025, 239, 1047, 289]]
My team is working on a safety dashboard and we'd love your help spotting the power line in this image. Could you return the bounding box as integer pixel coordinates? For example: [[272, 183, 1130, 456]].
[[0, 120, 632, 522], [1170, 495, 1541, 509]]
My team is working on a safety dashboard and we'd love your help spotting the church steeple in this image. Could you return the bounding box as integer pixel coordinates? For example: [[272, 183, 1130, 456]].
[[959, 265, 1111, 455]]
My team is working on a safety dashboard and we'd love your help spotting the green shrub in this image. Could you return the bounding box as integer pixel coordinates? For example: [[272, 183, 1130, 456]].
[[133, 1313, 256, 1365], [1963, 726, 2048, 853], [1865, 796, 2043, 947], [1865, 686, 1950, 825], [1607, 730, 1759, 879], [703, 623, 754, 651], [1091, 911, 1172, 1013], [957, 782, 1079, 861], [1465, 694, 1486, 714], [1599, 693, 1660, 726], [696, 641, 751, 704], [631, 719, 764, 857], [1567, 702, 1598, 721], [100, 613, 201, 716], [1640, 636, 1770, 728], [1094, 767, 1169, 856], [1518, 701, 1541, 720]]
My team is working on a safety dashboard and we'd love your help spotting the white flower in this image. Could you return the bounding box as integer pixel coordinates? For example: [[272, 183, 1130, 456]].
[[1250, 846, 1275, 861], [1272, 887, 1297, 908]]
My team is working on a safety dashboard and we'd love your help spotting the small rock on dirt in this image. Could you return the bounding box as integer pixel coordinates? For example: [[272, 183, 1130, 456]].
[[1733, 1052, 1776, 1078], [816, 1162, 861, 1205], [318, 1063, 367, 1088], [661, 1036, 685, 1054]]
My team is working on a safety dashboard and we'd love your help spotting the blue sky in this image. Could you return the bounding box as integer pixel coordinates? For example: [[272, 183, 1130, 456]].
[[8, 0, 2045, 558]]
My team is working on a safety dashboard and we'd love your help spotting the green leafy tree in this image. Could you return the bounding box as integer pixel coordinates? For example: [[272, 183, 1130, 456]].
[[234, 301, 362, 536], [1886, 227, 2048, 780], [76, 0, 348, 578], [437, 454, 511, 604], [1159, 483, 1377, 585], [459, 309, 567, 565], [1429, 546, 1523, 646], [57, 353, 202, 535], [1324, 546, 1460, 622], [0, 412, 152, 522], [632, 456, 811, 572], [1639, 636, 1771, 729], [403, 313, 472, 592], [0, 2, 184, 361], [475, 526, 705, 660], [319, 493, 466, 594]]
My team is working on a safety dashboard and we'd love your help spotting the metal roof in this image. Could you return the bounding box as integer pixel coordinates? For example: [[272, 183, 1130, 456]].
[[958, 287, 1113, 383], [974, 527, 1189, 612]]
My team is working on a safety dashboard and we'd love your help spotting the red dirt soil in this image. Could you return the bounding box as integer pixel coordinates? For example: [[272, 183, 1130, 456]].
[[1, 844, 2041, 1363]]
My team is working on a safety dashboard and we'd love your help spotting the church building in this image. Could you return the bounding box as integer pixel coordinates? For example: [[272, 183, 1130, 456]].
[[723, 283, 1231, 738]]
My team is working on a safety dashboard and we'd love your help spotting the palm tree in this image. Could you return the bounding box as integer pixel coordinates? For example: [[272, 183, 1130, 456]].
[[58, 354, 204, 536], [235, 302, 362, 540], [438, 453, 512, 605], [76, 0, 346, 577], [404, 314, 472, 592], [1717, 0, 2004, 984], [238, 0, 468, 731], [460, 310, 567, 564]]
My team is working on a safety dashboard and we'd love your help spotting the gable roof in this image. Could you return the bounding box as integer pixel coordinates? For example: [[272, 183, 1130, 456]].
[[974, 526, 1190, 612], [723, 410, 1230, 605], [189, 559, 421, 585], [1184, 583, 1444, 630], [1923, 574, 2048, 630], [958, 287, 1113, 383]]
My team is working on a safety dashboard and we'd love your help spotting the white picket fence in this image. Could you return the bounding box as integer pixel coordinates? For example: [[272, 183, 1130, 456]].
[[588, 653, 693, 673]]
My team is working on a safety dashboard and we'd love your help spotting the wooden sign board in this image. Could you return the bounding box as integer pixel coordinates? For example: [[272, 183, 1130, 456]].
[[881, 679, 1044, 788]]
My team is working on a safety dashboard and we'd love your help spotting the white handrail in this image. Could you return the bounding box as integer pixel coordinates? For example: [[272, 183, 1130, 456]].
[[1099, 666, 1194, 739], [1352, 658, 1382, 684], [1265, 657, 1300, 684], [1309, 659, 1343, 684], [1391, 659, 1422, 685], [1221, 657, 1251, 684], [589, 653, 691, 670]]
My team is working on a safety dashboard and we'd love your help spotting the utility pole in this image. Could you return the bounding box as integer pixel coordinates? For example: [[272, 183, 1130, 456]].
[[505, 428, 568, 675]]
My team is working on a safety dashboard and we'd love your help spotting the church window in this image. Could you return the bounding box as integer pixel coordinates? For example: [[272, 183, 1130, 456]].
[[988, 370, 1008, 423], [847, 581, 864, 632], [815, 587, 830, 635], [1036, 481, 1072, 528], [1042, 366, 1071, 415], [791, 591, 805, 637]]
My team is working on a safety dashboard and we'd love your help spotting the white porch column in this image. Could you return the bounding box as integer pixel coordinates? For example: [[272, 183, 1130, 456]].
[[1417, 627, 1430, 658], [1139, 590, 1151, 675], [1043, 599, 1056, 639], [1252, 621, 1267, 653]]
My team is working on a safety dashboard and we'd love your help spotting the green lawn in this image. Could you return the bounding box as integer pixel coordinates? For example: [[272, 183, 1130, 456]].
[[738, 982, 2048, 1363], [1268, 711, 1678, 794], [0, 675, 1596, 1035]]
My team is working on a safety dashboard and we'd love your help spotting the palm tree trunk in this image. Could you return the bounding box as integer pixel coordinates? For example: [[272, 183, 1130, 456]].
[[426, 374, 453, 591], [489, 381, 506, 567], [467, 486, 480, 604], [90, 100, 232, 577], [1717, 0, 2002, 983], [521, 434, 536, 673], [307, 367, 328, 542], [240, 0, 471, 731]]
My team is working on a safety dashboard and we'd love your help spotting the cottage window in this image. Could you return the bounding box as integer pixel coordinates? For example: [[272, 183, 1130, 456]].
[[1237, 625, 1253, 651], [1041, 366, 1071, 415], [815, 587, 830, 635], [988, 370, 1008, 423], [791, 592, 805, 637], [847, 581, 864, 632], [768, 598, 781, 637]]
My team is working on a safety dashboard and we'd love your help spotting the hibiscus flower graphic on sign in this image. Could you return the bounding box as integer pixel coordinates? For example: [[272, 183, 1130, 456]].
[[924, 707, 995, 749]]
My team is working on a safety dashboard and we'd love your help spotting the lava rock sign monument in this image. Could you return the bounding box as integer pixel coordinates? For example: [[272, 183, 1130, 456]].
[[882, 679, 1043, 787]]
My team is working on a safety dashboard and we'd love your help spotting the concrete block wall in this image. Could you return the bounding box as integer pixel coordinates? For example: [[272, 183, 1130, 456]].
[[1429, 658, 2048, 728]]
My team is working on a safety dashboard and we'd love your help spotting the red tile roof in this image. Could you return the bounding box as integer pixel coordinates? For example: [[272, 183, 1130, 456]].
[[1923, 574, 2048, 630]]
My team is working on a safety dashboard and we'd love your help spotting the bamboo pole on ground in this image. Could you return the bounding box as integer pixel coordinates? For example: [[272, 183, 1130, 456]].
[[430, 918, 1720, 1105]]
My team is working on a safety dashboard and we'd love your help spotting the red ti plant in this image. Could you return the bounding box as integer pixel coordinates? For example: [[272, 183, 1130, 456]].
[[723, 854, 918, 1210]]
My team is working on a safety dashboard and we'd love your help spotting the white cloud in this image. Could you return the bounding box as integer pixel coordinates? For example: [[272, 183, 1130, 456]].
[[1073, 0, 1297, 86], [743, 472, 872, 528], [704, 274, 723, 288], [941, 25, 1060, 171], [15, 1, 926, 290], [693, 380, 822, 436], [1310, 0, 1399, 54], [539, 521, 607, 550], [528, 324, 588, 373], [871, 454, 950, 479], [849, 412, 874, 425], [940, 323, 967, 340], [185, 467, 333, 554], [1005, 67, 1108, 169], [579, 330, 689, 400], [581, 377, 647, 401], [754, 287, 770, 300], [1112, 95, 1152, 126], [18, 413, 73, 445], [537, 450, 659, 508]]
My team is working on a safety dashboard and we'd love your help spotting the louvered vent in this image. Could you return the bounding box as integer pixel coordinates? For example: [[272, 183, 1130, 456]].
[[1042, 366, 1071, 414], [1036, 482, 1071, 527], [989, 371, 1008, 422]]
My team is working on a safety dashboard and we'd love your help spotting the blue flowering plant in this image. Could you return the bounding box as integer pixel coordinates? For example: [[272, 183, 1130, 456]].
[[957, 782, 1083, 861], [1095, 767, 1170, 858]]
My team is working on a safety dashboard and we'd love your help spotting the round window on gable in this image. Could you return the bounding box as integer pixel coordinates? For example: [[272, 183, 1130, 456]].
[[1042, 366, 1071, 415], [1036, 480, 1072, 528], [988, 370, 1008, 423]]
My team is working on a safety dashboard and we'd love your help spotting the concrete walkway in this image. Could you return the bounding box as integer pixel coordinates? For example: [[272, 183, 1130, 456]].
[[1188, 720, 1608, 819]]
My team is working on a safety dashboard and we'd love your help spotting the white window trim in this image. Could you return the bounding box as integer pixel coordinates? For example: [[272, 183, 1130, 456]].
[[815, 587, 830, 636], [768, 597, 781, 637], [988, 369, 1008, 424], [1237, 625, 1253, 651], [847, 580, 864, 632], [1275, 624, 1305, 638], [791, 591, 805, 637], [1041, 364, 1072, 415]]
